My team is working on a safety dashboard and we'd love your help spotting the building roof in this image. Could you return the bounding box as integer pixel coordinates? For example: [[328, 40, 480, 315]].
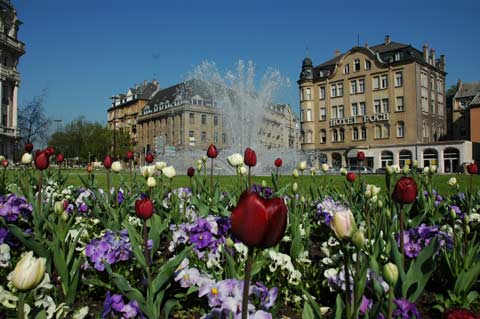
[[369, 41, 410, 53], [469, 93, 480, 107], [148, 79, 214, 105], [456, 82, 480, 99]]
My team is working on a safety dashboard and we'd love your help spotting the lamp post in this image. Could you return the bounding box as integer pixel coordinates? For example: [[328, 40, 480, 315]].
[[110, 96, 118, 159]]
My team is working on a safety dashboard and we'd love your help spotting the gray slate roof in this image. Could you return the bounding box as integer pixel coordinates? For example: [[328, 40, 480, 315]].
[[456, 82, 480, 99]]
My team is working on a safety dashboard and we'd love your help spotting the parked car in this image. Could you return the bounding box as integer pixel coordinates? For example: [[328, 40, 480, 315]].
[[347, 166, 373, 173]]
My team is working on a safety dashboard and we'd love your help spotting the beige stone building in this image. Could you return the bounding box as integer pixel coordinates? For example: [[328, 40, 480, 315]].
[[136, 80, 300, 156], [107, 80, 160, 155], [299, 36, 472, 173], [0, 0, 24, 159]]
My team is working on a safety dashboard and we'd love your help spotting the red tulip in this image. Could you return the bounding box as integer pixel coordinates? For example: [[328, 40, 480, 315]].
[[467, 163, 478, 175], [35, 152, 49, 170], [207, 144, 218, 159], [1, 159, 8, 168], [357, 151, 365, 161], [56, 153, 64, 164], [392, 176, 418, 204], [25, 143, 33, 153], [35, 149, 42, 158], [103, 155, 113, 169], [244, 147, 257, 167], [46, 147, 55, 157], [135, 198, 154, 219], [86, 164, 93, 173], [145, 152, 154, 164], [274, 158, 282, 168], [187, 167, 195, 177], [231, 191, 288, 248], [444, 308, 480, 319], [126, 150, 134, 160], [346, 172, 356, 183]]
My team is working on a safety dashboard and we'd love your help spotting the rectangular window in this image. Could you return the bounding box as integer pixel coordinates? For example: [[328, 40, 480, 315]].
[[332, 106, 338, 119], [319, 86, 325, 100], [354, 59, 360, 71], [321, 130, 326, 143], [397, 124, 404, 137], [381, 75, 388, 89], [338, 105, 344, 118], [201, 114, 207, 125], [430, 76, 434, 90], [305, 88, 311, 100], [365, 60, 371, 70], [374, 100, 381, 114], [189, 113, 195, 124], [350, 80, 357, 94], [395, 52, 401, 61], [382, 99, 389, 113], [344, 64, 350, 74], [361, 127, 367, 139], [421, 72, 428, 87], [359, 102, 366, 116], [396, 97, 404, 111], [437, 79, 443, 93], [353, 128, 359, 140], [320, 107, 326, 120], [373, 76, 380, 90], [214, 116, 218, 126], [351, 103, 358, 116], [358, 79, 365, 93], [422, 96, 428, 112], [201, 132, 206, 142], [331, 84, 337, 97], [395, 71, 403, 87], [222, 133, 226, 143], [306, 109, 312, 121], [214, 132, 218, 142], [338, 83, 343, 96], [189, 130, 194, 138]]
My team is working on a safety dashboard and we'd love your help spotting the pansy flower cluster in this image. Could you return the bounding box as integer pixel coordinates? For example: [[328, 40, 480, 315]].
[[398, 224, 453, 258], [175, 259, 277, 319], [169, 215, 231, 260], [85, 230, 132, 271], [316, 197, 346, 226], [163, 187, 197, 221], [250, 184, 274, 199], [102, 291, 144, 318], [0, 193, 33, 222], [423, 189, 444, 207]]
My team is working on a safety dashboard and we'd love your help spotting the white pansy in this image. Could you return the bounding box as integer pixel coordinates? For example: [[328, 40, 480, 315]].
[[0, 244, 11, 268], [227, 153, 243, 167], [0, 285, 17, 308], [155, 161, 167, 171], [111, 161, 122, 173], [21, 153, 33, 165], [72, 306, 89, 319]]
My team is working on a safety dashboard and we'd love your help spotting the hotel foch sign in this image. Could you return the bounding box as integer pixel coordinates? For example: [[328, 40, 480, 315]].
[[329, 113, 390, 127]]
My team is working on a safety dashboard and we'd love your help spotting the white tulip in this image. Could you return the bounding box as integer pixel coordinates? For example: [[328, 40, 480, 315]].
[[162, 166, 176, 179], [402, 165, 411, 174], [448, 177, 457, 187], [10, 251, 46, 291], [227, 153, 243, 167], [155, 161, 167, 171], [111, 161, 122, 173], [238, 166, 247, 176], [340, 167, 348, 176], [202, 155, 208, 163], [310, 167, 316, 176], [0, 155, 4, 162], [292, 169, 299, 178], [429, 165, 437, 174], [423, 167, 430, 174], [321, 163, 329, 173], [412, 160, 419, 168], [365, 184, 381, 198], [147, 176, 157, 188], [21, 153, 32, 165], [298, 161, 307, 171], [141, 165, 155, 178], [292, 182, 298, 193]]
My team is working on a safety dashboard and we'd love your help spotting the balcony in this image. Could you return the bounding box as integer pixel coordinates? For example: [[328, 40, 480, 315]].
[[0, 125, 18, 137], [0, 33, 26, 54]]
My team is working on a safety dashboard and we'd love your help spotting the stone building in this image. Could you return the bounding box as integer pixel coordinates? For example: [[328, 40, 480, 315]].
[[107, 80, 160, 155], [136, 80, 300, 156], [299, 36, 472, 173], [0, 0, 24, 159]]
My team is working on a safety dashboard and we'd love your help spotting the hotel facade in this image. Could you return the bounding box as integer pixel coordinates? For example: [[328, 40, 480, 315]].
[[299, 36, 472, 173]]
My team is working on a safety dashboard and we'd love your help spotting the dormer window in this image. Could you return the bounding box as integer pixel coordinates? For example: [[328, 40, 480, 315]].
[[395, 52, 401, 61], [354, 59, 360, 71], [365, 60, 371, 70], [344, 64, 350, 74]]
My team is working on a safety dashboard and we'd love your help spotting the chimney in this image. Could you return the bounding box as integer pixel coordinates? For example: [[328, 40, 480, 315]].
[[153, 79, 159, 87], [430, 48, 436, 66], [384, 35, 391, 45], [143, 80, 147, 86], [422, 43, 429, 61], [364, 42, 369, 49], [334, 49, 340, 57], [440, 54, 446, 70]]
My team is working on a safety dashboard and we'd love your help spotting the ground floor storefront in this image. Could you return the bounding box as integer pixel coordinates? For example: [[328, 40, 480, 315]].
[[303, 140, 473, 173]]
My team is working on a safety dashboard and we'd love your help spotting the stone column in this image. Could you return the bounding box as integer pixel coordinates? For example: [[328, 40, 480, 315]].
[[12, 82, 18, 131], [438, 147, 444, 173]]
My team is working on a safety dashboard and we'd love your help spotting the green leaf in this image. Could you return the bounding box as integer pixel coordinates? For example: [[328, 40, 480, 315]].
[[151, 247, 192, 297], [34, 310, 47, 319], [224, 249, 239, 279], [302, 302, 314, 319], [163, 299, 178, 319], [454, 261, 480, 296], [301, 288, 324, 319], [335, 294, 344, 319]]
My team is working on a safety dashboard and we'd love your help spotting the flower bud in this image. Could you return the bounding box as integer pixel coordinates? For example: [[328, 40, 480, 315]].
[[125, 150, 134, 160], [423, 167, 430, 174], [466, 225, 471, 235], [346, 172, 356, 183], [386, 166, 395, 175], [467, 163, 478, 175], [207, 144, 218, 159], [292, 169, 299, 178], [321, 163, 329, 173], [450, 208, 458, 219], [162, 166, 176, 179], [86, 164, 93, 173], [300, 196, 306, 203], [357, 151, 365, 161], [54, 201, 64, 215], [155, 161, 167, 171], [352, 230, 365, 249], [147, 176, 157, 188], [55, 153, 65, 164], [298, 161, 307, 171], [61, 211, 69, 221], [402, 165, 410, 174], [21, 153, 33, 165], [310, 167, 316, 176], [331, 208, 356, 240], [187, 167, 195, 177], [340, 167, 348, 176], [385, 208, 391, 219], [377, 200, 383, 208], [448, 177, 457, 187], [412, 160, 418, 168], [103, 155, 112, 169], [274, 158, 282, 168], [135, 198, 154, 219], [261, 180, 267, 188], [10, 251, 46, 291], [225, 237, 234, 248], [0, 155, 4, 162], [202, 155, 208, 163], [111, 161, 122, 173], [244, 147, 257, 167], [383, 262, 399, 286], [24, 143, 34, 153], [145, 152, 154, 164], [292, 182, 298, 193], [429, 165, 437, 174], [392, 177, 417, 204], [238, 166, 247, 176], [141, 165, 155, 178], [35, 152, 49, 170]]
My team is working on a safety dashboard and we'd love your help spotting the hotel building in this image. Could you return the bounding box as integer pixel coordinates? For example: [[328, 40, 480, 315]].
[[0, 0, 24, 159], [299, 36, 472, 173]]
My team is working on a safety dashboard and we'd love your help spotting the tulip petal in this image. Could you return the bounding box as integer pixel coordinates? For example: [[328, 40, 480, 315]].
[[231, 192, 268, 247]]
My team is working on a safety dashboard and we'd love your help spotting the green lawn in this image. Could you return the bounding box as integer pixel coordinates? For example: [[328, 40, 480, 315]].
[[3, 168, 479, 195]]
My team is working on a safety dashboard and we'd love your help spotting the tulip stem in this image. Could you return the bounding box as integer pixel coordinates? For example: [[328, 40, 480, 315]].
[[387, 286, 394, 319], [241, 247, 254, 319], [106, 169, 111, 202], [143, 219, 152, 287], [210, 158, 214, 193], [399, 204, 405, 269], [342, 247, 352, 319], [37, 170, 43, 215], [248, 166, 252, 190], [17, 292, 25, 319]]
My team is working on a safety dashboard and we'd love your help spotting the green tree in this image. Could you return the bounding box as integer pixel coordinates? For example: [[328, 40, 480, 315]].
[[49, 117, 132, 164]]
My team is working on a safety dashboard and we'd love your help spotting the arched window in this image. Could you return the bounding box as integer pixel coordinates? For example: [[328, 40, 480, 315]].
[[306, 130, 313, 143], [339, 128, 345, 141], [320, 129, 327, 143], [399, 150, 413, 168], [423, 121, 429, 138], [397, 121, 405, 137], [332, 129, 338, 142], [381, 151, 394, 168], [361, 126, 367, 140], [423, 148, 438, 168], [353, 127, 359, 140]]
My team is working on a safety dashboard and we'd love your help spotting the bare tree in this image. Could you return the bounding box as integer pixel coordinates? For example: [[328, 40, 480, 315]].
[[17, 89, 50, 145]]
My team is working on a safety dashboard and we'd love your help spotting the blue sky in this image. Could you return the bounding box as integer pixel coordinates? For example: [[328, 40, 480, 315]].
[[14, 0, 480, 125]]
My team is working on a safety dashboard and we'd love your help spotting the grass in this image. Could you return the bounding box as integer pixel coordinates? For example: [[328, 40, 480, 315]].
[[3, 167, 480, 195]]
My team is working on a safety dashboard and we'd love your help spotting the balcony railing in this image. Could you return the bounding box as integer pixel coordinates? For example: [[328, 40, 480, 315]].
[[0, 33, 25, 53]]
